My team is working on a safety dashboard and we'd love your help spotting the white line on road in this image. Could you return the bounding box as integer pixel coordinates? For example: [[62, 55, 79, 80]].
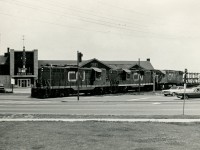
[[152, 103, 161, 105], [127, 97, 150, 101], [1, 118, 200, 123]]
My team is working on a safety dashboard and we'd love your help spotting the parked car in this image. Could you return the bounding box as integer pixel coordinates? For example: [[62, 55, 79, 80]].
[[0, 84, 5, 93], [162, 86, 184, 96], [176, 87, 200, 99]]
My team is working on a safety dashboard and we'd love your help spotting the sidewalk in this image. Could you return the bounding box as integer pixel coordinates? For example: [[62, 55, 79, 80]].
[[5, 87, 31, 94]]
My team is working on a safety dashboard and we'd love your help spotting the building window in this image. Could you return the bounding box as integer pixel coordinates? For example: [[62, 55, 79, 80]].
[[96, 72, 101, 80], [126, 73, 131, 80]]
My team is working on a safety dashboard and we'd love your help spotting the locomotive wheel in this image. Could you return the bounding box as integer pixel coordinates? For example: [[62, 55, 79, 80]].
[[122, 87, 128, 93], [41, 93, 48, 99], [64, 90, 69, 97], [90, 91, 94, 96], [93, 88, 103, 95], [60, 92, 65, 97]]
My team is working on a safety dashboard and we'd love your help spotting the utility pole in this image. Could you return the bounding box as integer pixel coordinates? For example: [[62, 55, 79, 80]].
[[138, 58, 141, 95], [183, 68, 188, 115], [0, 33, 1, 54], [153, 72, 156, 93], [77, 51, 83, 101], [77, 51, 80, 101]]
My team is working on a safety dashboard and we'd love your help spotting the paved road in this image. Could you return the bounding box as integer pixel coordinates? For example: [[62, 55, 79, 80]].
[[0, 93, 200, 115]]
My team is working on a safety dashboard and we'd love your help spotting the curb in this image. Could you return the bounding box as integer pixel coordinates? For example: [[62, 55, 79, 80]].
[[1, 118, 200, 123], [61, 100, 181, 103]]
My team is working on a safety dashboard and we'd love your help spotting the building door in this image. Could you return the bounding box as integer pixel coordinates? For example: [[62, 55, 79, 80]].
[[21, 80, 26, 87], [17, 79, 31, 87]]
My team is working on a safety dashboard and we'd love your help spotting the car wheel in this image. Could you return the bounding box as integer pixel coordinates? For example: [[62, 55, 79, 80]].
[[164, 94, 168, 96], [172, 93, 176, 96], [184, 95, 189, 99]]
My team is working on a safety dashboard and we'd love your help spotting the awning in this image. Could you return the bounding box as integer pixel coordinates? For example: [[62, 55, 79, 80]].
[[123, 69, 131, 73], [160, 70, 166, 74], [92, 67, 102, 72]]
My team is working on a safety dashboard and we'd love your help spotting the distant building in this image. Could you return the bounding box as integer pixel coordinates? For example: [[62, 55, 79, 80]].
[[0, 47, 38, 88]]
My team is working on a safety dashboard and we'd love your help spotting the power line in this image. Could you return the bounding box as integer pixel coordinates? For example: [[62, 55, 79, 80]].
[[0, 11, 111, 34], [0, 0, 196, 39], [98, 1, 163, 20], [43, 0, 162, 28], [4, 0, 148, 31]]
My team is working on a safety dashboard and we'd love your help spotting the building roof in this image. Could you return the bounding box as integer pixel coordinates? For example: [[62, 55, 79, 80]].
[[103, 61, 154, 70], [80, 58, 112, 69], [38, 59, 154, 70], [0, 56, 8, 65], [38, 60, 77, 67]]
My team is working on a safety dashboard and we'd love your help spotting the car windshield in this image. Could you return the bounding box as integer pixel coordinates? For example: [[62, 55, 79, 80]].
[[170, 86, 178, 89]]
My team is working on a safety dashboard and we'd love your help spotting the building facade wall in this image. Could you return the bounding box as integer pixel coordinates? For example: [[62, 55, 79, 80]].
[[0, 48, 38, 88], [0, 75, 11, 88], [34, 50, 38, 78], [9, 49, 14, 76]]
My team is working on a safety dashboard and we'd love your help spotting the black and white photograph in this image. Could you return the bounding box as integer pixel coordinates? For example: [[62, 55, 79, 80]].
[[1, 0, 200, 149]]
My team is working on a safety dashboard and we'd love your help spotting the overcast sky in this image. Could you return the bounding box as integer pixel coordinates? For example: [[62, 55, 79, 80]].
[[0, 0, 200, 72]]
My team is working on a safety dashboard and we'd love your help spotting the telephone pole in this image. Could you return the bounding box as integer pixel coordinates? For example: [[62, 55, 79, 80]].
[[0, 33, 1, 55], [183, 68, 188, 115], [77, 51, 80, 101], [77, 51, 83, 101], [138, 58, 141, 95]]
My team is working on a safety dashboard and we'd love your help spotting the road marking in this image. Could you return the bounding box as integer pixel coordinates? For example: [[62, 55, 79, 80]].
[[127, 97, 150, 101], [1, 118, 200, 123], [152, 102, 161, 105]]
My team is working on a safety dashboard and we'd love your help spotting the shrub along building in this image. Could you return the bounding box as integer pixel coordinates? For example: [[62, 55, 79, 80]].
[[0, 47, 38, 88]]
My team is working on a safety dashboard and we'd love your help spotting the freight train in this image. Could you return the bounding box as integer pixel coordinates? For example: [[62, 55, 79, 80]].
[[31, 65, 185, 98]]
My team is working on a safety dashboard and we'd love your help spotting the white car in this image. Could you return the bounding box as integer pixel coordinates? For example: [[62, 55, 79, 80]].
[[162, 86, 184, 96]]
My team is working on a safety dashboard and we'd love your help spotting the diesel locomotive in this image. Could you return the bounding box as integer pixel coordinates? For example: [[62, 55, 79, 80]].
[[31, 65, 184, 98]]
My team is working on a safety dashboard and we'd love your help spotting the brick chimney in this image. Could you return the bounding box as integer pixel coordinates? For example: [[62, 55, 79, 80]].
[[147, 58, 150, 62]]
